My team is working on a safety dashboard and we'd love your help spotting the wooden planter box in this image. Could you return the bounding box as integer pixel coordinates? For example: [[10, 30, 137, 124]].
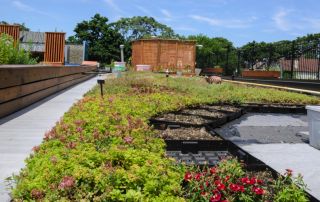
[[242, 70, 280, 78], [183, 73, 195, 77], [203, 68, 223, 74]]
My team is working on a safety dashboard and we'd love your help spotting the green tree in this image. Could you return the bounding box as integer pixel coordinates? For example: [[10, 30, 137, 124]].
[[111, 16, 176, 41], [111, 16, 177, 62], [68, 14, 125, 64], [187, 34, 235, 73]]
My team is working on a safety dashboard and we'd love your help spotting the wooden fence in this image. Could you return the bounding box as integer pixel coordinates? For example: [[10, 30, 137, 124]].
[[44, 32, 65, 65], [0, 24, 20, 44], [132, 39, 196, 72]]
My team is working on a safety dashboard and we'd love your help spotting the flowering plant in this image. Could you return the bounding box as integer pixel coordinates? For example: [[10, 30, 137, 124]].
[[183, 158, 308, 202]]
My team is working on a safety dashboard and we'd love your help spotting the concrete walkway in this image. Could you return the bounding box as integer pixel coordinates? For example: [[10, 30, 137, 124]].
[[216, 113, 320, 200], [0, 77, 97, 201]]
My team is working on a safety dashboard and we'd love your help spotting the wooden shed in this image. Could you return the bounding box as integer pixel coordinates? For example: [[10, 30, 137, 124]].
[[132, 39, 196, 72]]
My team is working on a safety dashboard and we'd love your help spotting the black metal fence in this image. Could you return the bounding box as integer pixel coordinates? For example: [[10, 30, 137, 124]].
[[199, 40, 320, 80]]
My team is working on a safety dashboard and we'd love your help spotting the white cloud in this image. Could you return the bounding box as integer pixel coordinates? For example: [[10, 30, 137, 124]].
[[12, 0, 57, 19], [190, 15, 255, 28], [272, 9, 293, 31], [136, 5, 152, 16], [12, 0, 35, 12], [103, 0, 123, 13], [271, 9, 320, 32], [161, 9, 172, 18]]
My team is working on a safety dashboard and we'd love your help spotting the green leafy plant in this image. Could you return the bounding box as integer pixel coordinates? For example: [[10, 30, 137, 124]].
[[0, 33, 37, 65], [183, 159, 308, 202]]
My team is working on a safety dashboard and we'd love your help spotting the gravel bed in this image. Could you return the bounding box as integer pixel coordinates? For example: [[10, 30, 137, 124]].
[[156, 127, 222, 140]]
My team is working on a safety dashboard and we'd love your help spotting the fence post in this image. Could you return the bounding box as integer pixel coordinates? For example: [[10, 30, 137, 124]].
[[225, 45, 230, 75], [318, 40, 320, 80], [290, 41, 295, 79], [237, 49, 241, 76]]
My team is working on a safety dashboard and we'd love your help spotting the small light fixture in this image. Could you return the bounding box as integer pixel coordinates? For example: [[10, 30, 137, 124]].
[[97, 79, 105, 98], [120, 45, 124, 62], [165, 69, 169, 77]]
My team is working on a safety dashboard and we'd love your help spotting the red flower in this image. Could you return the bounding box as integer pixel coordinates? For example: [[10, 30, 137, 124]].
[[224, 175, 230, 182], [221, 200, 229, 202], [257, 179, 263, 185], [252, 187, 265, 195], [210, 167, 216, 175], [206, 181, 210, 187], [210, 190, 221, 202], [201, 191, 208, 197], [184, 172, 192, 182], [229, 183, 244, 192], [238, 185, 245, 192], [241, 177, 250, 185], [215, 180, 226, 191], [250, 177, 257, 185], [194, 173, 202, 181]]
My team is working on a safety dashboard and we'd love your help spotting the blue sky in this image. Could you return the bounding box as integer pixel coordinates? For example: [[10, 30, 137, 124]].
[[1, 0, 320, 46]]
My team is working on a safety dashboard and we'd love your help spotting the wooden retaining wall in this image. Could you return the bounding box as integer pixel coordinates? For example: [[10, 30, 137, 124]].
[[0, 65, 96, 118], [132, 39, 196, 72]]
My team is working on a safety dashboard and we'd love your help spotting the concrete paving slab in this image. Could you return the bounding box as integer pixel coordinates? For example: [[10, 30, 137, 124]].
[[216, 113, 320, 200], [0, 77, 97, 202], [240, 143, 320, 199], [216, 113, 309, 143]]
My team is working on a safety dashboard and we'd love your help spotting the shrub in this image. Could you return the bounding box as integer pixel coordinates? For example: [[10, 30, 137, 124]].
[[0, 33, 37, 65]]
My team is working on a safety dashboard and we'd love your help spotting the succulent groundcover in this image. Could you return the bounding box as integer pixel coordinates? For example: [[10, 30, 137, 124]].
[[10, 73, 317, 201]]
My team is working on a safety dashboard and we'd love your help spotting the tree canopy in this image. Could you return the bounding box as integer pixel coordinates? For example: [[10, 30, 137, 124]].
[[110, 16, 177, 41], [187, 34, 235, 72], [68, 14, 124, 64]]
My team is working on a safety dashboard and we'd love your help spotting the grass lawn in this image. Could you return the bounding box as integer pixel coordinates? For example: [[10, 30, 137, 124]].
[[11, 72, 319, 201]]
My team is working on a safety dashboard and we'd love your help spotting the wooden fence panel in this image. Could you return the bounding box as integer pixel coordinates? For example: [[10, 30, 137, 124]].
[[44, 32, 65, 65], [132, 39, 196, 72], [0, 24, 20, 44]]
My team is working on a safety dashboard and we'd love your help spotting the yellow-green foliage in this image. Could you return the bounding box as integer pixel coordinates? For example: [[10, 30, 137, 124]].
[[0, 33, 37, 65], [11, 72, 318, 201]]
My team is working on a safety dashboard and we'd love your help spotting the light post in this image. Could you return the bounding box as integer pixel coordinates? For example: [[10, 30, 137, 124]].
[[195, 44, 203, 69], [120, 44, 124, 62]]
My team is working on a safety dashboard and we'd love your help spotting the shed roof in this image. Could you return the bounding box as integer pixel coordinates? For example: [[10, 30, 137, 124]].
[[133, 38, 196, 43], [19, 31, 45, 43]]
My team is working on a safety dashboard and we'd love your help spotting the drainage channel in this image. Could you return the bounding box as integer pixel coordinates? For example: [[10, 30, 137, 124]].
[[149, 104, 318, 202]]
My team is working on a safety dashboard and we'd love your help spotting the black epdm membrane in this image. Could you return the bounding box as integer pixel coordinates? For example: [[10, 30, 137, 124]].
[[150, 104, 318, 202]]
